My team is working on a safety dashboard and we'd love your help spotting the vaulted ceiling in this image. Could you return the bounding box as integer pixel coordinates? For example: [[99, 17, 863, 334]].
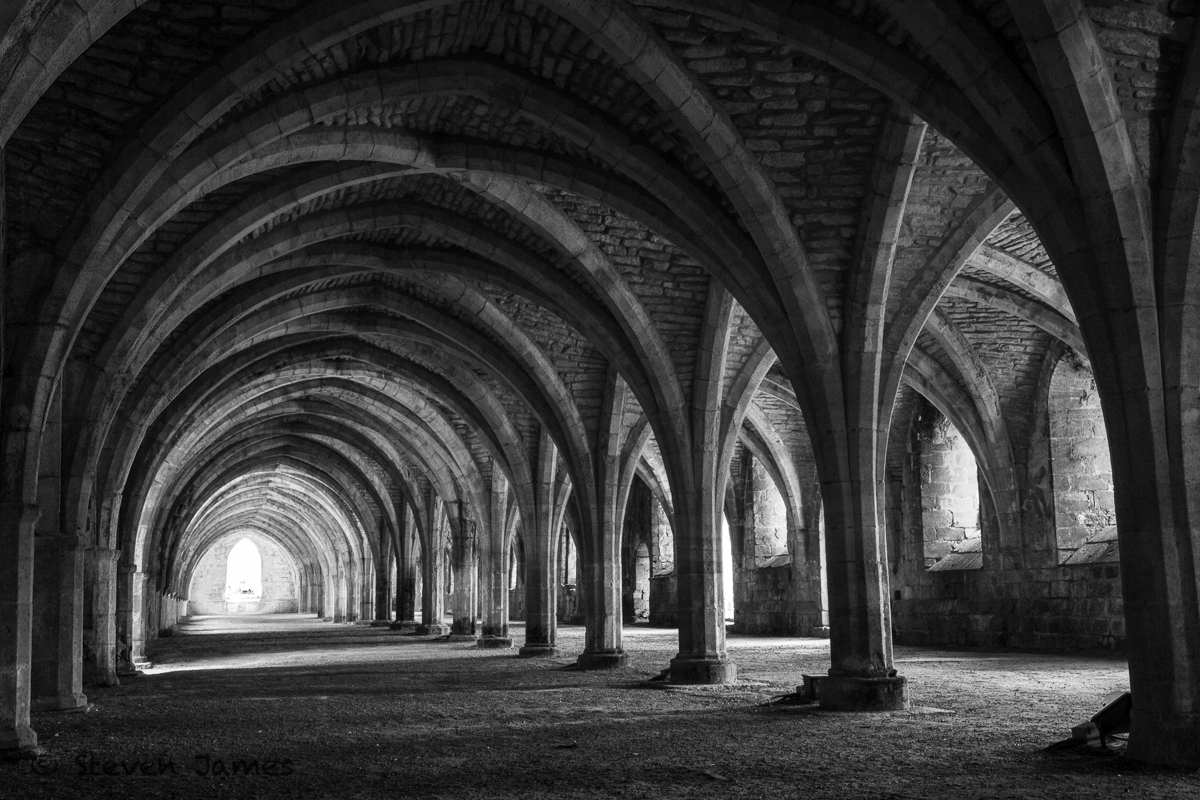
[[1, 0, 1105, 586]]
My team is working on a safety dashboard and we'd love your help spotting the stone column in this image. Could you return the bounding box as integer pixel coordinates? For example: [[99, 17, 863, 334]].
[[83, 548, 120, 686], [0, 156, 36, 756], [521, 431, 560, 657], [355, 557, 366, 622], [416, 492, 449, 635], [115, 562, 134, 673], [577, 376, 630, 670], [818, 475, 907, 710], [373, 530, 391, 626], [129, 571, 151, 669], [0, 502, 40, 757], [478, 470, 512, 649], [520, 533, 558, 657], [31, 534, 88, 711], [395, 507, 418, 625], [576, 521, 626, 669], [30, 378, 89, 711], [448, 507, 478, 642], [668, 483, 736, 684], [416, 548, 447, 635], [299, 566, 312, 614], [312, 565, 324, 618], [332, 559, 348, 623], [343, 557, 359, 623]]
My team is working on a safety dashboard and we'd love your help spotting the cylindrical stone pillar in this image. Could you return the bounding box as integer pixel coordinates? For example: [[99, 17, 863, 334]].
[[0, 503, 40, 757], [30, 534, 89, 711], [128, 570, 151, 669], [449, 524, 478, 642], [84, 548, 120, 687], [669, 493, 737, 685], [519, 533, 558, 657], [417, 533, 448, 636], [396, 547, 418, 625], [478, 532, 512, 649], [576, 524, 628, 670]]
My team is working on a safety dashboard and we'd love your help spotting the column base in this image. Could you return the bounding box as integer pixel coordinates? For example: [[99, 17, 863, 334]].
[[369, 620, 393, 628], [0, 725, 42, 760], [818, 675, 909, 711], [1128, 711, 1200, 766], [388, 621, 419, 632], [576, 651, 629, 670], [416, 623, 450, 636], [447, 634, 478, 643], [518, 643, 561, 658], [477, 636, 513, 649], [31, 693, 91, 713], [669, 656, 737, 685]]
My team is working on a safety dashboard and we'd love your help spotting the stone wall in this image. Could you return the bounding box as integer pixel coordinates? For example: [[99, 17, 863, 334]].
[[188, 533, 299, 615], [891, 563, 1124, 650], [726, 450, 825, 636], [648, 574, 678, 627], [890, 362, 1123, 650], [733, 558, 825, 636]]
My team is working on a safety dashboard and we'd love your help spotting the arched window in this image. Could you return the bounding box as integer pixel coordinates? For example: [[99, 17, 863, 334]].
[[746, 455, 789, 568], [1049, 353, 1117, 564], [224, 538, 262, 601], [911, 400, 982, 571], [650, 496, 673, 576], [509, 536, 524, 592], [559, 526, 577, 586], [632, 541, 651, 621], [720, 514, 735, 622]]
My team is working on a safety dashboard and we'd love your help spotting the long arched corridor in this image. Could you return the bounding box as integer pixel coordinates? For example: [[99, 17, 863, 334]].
[[4, 0, 1200, 792]]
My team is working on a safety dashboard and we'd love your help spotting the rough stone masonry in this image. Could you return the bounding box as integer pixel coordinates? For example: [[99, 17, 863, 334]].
[[0, 0, 1198, 770]]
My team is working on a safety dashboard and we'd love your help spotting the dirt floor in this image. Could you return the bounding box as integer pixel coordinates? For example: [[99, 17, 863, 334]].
[[3, 614, 1197, 799]]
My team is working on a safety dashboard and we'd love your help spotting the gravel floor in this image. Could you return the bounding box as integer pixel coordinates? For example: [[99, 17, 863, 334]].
[[3, 614, 1196, 799]]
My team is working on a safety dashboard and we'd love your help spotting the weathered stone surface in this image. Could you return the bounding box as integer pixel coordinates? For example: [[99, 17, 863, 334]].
[[3, 0, 1200, 769]]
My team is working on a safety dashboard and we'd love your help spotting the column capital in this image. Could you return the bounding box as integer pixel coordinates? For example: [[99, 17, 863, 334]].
[[85, 547, 121, 564]]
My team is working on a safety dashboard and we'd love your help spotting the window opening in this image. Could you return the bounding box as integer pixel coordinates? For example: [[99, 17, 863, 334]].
[[721, 514, 735, 622], [911, 401, 982, 571], [224, 538, 262, 601], [1049, 353, 1117, 564]]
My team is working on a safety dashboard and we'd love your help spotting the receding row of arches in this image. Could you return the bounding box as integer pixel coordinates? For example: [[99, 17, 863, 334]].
[[181, 344, 1113, 646], [7, 0, 1200, 767]]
